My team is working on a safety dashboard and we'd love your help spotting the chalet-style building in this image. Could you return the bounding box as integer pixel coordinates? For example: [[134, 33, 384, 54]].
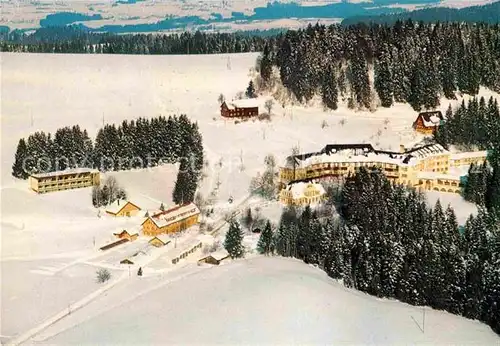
[[198, 250, 230, 265], [113, 229, 139, 241], [220, 100, 258, 118], [106, 200, 141, 217], [29, 168, 100, 194], [413, 111, 444, 134], [141, 202, 200, 236], [149, 235, 171, 248], [278, 143, 488, 202]]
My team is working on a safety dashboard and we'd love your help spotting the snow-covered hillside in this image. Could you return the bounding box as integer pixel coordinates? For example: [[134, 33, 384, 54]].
[[2, 52, 499, 344], [33, 257, 500, 344]]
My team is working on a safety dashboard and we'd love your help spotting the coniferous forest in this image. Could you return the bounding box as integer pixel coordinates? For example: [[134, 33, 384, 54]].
[[272, 167, 500, 334], [434, 97, 500, 213], [0, 28, 271, 55], [258, 21, 500, 111], [11, 114, 204, 200]]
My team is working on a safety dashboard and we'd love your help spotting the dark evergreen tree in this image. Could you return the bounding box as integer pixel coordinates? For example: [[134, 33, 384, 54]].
[[260, 43, 272, 85], [321, 66, 339, 110], [245, 80, 256, 98], [172, 157, 197, 205], [224, 220, 244, 259], [12, 138, 29, 179], [257, 220, 274, 255], [241, 208, 253, 230], [374, 44, 393, 108], [349, 45, 371, 109], [486, 160, 500, 213]]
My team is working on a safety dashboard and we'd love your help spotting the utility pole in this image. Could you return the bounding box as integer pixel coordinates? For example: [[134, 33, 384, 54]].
[[422, 306, 425, 333]]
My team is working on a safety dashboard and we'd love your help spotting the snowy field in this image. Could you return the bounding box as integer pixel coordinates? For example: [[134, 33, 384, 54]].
[[1, 52, 499, 343], [32, 257, 500, 345]]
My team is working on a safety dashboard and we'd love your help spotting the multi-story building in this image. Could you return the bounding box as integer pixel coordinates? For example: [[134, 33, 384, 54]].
[[29, 168, 100, 194], [142, 202, 200, 236], [279, 143, 488, 201], [279, 181, 326, 206]]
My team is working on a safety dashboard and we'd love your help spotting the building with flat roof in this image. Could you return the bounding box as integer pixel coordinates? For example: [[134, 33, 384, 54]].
[[278, 143, 488, 202], [29, 168, 100, 194]]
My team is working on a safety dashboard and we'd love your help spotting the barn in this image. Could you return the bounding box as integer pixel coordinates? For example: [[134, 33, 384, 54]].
[[105, 200, 141, 217], [142, 203, 200, 236], [220, 100, 259, 118], [198, 250, 230, 265]]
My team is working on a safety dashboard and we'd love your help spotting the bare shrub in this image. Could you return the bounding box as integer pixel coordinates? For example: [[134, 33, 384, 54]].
[[258, 112, 271, 121], [264, 99, 275, 115], [321, 120, 329, 129], [96, 268, 111, 283], [339, 118, 347, 126], [203, 240, 222, 254]]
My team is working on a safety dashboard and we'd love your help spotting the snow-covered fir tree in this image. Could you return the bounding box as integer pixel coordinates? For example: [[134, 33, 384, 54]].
[[172, 157, 197, 205], [257, 220, 274, 255], [12, 138, 29, 179], [224, 220, 245, 259]]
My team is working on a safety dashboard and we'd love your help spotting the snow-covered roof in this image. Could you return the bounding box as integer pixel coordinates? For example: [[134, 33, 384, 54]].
[[405, 144, 447, 159], [150, 234, 171, 244], [229, 99, 259, 109], [450, 151, 488, 160], [30, 167, 99, 179], [146, 203, 200, 229], [417, 171, 462, 181], [299, 151, 402, 168], [423, 116, 441, 127], [114, 228, 139, 237], [106, 200, 141, 214], [207, 250, 230, 261], [417, 111, 444, 128], [170, 237, 202, 259], [286, 182, 326, 200], [128, 194, 166, 213]]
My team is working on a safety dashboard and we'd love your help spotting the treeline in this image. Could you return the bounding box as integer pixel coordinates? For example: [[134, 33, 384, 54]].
[[434, 97, 500, 213], [435, 96, 500, 151], [259, 21, 500, 111], [268, 167, 500, 334], [341, 1, 500, 26], [1, 27, 271, 55], [12, 115, 204, 186]]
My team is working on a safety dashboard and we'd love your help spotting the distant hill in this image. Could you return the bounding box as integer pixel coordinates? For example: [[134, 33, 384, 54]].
[[341, 1, 500, 26]]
